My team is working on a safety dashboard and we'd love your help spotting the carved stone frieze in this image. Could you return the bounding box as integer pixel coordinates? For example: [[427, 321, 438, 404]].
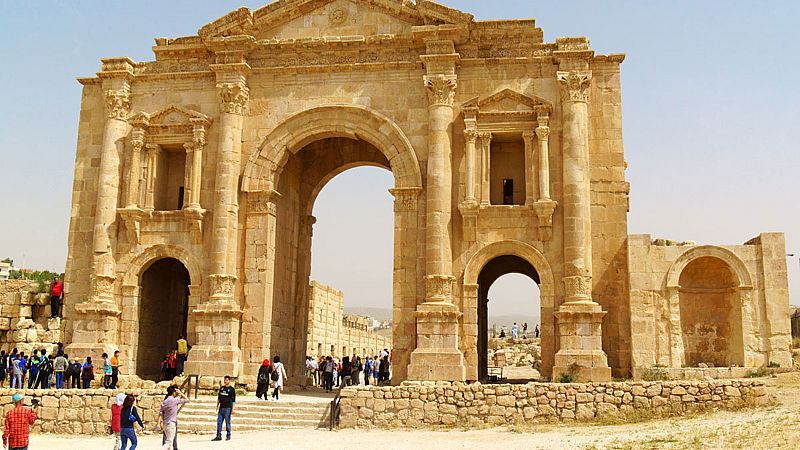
[[105, 88, 131, 120], [557, 70, 592, 103], [90, 274, 116, 302], [209, 274, 237, 301], [563, 275, 593, 301], [389, 187, 422, 213], [424, 74, 457, 107], [425, 275, 456, 302], [217, 83, 249, 115]]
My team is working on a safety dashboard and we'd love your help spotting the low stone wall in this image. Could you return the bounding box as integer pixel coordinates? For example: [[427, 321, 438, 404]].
[[0, 280, 64, 352], [0, 388, 164, 434], [338, 379, 769, 428]]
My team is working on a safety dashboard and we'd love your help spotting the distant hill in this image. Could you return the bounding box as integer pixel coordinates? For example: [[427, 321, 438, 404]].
[[343, 306, 392, 322]]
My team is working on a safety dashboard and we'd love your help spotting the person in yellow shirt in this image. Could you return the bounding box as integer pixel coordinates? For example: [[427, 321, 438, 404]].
[[110, 350, 121, 389], [176, 335, 190, 376]]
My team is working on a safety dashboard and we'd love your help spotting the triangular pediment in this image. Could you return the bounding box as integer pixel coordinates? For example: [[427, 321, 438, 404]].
[[199, 0, 473, 40], [464, 89, 552, 116], [130, 105, 211, 129]]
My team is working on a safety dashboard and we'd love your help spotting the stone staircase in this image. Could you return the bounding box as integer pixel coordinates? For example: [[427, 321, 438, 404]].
[[177, 397, 331, 433]]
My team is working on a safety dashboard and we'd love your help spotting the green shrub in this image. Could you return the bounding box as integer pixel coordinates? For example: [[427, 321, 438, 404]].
[[558, 373, 575, 383]]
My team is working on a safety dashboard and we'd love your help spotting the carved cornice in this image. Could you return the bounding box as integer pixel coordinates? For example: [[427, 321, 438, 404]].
[[557, 70, 592, 103], [389, 187, 422, 212], [424, 74, 457, 107], [217, 83, 249, 114], [247, 190, 281, 216], [104, 87, 131, 120]]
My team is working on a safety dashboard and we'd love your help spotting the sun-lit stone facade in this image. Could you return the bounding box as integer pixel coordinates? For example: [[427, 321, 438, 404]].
[[63, 0, 791, 384]]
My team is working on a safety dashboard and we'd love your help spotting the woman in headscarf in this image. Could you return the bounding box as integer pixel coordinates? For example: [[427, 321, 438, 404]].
[[271, 355, 288, 401], [110, 393, 126, 450], [256, 359, 272, 401]]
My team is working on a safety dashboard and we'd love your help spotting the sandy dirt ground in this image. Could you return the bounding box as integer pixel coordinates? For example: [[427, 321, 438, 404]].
[[24, 373, 800, 450]]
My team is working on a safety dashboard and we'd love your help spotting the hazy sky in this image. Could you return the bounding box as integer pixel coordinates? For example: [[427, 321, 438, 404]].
[[1, 1, 798, 318]]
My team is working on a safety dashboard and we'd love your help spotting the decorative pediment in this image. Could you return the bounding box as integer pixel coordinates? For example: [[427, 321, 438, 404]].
[[129, 105, 211, 145], [465, 89, 552, 116], [198, 0, 473, 40]]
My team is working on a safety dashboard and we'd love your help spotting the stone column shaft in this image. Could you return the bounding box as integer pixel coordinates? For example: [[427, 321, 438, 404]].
[[182, 143, 194, 209], [558, 70, 594, 302], [143, 144, 159, 212], [523, 130, 536, 205], [536, 125, 551, 201], [126, 128, 143, 208], [479, 132, 492, 206], [91, 85, 130, 280], [190, 143, 203, 207], [464, 130, 477, 205]]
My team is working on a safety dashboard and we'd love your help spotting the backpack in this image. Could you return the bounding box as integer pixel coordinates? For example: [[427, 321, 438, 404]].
[[70, 362, 82, 377], [39, 358, 53, 374], [257, 367, 271, 383], [270, 370, 279, 382], [82, 364, 94, 380]]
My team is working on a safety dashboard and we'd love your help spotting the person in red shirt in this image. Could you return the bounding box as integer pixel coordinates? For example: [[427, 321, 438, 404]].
[[50, 276, 63, 318], [110, 393, 125, 450], [3, 393, 36, 450]]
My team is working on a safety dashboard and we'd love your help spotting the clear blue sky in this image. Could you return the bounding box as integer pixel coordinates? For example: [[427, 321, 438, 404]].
[[1, 1, 798, 316]]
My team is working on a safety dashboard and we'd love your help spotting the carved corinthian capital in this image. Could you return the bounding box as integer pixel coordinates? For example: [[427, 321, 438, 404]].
[[217, 83, 249, 115], [563, 275, 592, 301], [105, 88, 131, 120], [557, 70, 592, 103], [424, 74, 457, 107], [208, 274, 237, 301]]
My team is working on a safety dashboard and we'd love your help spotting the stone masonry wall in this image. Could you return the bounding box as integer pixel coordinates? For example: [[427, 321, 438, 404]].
[[338, 379, 768, 428], [0, 388, 164, 435], [0, 280, 64, 354]]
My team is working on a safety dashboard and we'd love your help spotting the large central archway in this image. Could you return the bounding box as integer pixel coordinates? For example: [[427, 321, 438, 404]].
[[240, 105, 423, 383]]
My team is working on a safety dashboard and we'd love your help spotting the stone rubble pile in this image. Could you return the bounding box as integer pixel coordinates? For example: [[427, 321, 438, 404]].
[[339, 379, 769, 428], [0, 281, 63, 353]]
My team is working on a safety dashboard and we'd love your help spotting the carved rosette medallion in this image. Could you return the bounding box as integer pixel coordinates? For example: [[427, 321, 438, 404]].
[[105, 88, 131, 120], [424, 74, 457, 107], [389, 187, 422, 212], [90, 274, 116, 302], [557, 70, 592, 103], [563, 275, 592, 301], [425, 275, 456, 302], [329, 7, 348, 25], [217, 83, 250, 115], [209, 274, 237, 301]]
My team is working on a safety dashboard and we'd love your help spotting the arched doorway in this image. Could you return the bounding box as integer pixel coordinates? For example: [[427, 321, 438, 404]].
[[137, 257, 190, 379], [678, 256, 744, 367], [477, 256, 541, 382]]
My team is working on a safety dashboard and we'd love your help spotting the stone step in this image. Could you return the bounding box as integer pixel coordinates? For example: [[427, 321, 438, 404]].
[[176, 400, 331, 433], [179, 410, 328, 421]]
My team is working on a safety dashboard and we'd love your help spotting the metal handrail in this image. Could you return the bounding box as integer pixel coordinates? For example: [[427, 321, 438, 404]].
[[329, 386, 343, 430], [179, 374, 201, 399]]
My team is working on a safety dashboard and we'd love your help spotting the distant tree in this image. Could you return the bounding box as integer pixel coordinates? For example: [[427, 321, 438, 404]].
[[1, 258, 12, 265]]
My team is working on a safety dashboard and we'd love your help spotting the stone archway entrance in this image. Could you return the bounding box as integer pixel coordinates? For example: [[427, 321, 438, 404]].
[[137, 257, 190, 379], [240, 105, 423, 383], [477, 255, 541, 382]]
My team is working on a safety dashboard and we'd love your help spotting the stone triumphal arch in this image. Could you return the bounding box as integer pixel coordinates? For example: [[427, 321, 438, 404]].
[[64, 0, 792, 384]]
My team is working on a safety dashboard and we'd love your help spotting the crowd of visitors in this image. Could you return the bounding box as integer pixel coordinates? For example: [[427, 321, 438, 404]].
[[0, 344, 110, 391], [498, 322, 540, 340], [303, 348, 392, 392]]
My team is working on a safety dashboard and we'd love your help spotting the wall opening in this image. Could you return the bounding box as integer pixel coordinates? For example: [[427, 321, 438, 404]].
[[477, 255, 541, 382], [678, 256, 743, 367], [153, 146, 186, 211], [137, 257, 189, 379], [490, 134, 525, 205]]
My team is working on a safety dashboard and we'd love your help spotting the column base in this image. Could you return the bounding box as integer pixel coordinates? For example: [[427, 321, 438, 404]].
[[406, 302, 466, 381], [184, 346, 242, 378], [552, 301, 611, 382], [188, 300, 243, 378]]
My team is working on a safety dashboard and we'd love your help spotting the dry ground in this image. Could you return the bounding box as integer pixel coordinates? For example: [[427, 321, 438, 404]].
[[27, 373, 800, 449]]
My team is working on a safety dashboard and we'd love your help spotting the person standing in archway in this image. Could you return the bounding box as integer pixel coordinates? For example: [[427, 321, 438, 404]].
[[50, 276, 63, 318], [176, 335, 190, 376]]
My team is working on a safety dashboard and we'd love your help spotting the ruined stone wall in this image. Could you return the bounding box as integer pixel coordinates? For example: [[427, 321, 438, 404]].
[[306, 281, 391, 358], [0, 281, 63, 354], [339, 379, 768, 428], [0, 388, 164, 435], [628, 233, 792, 373]]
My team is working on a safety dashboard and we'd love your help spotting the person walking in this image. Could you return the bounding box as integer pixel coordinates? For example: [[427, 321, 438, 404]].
[[54, 352, 68, 389], [110, 393, 125, 450], [110, 350, 122, 389], [176, 335, 190, 376], [322, 356, 334, 392], [50, 276, 63, 318], [255, 359, 271, 400], [2, 393, 36, 450], [213, 376, 236, 441], [159, 385, 188, 450], [271, 356, 287, 401], [101, 353, 113, 389], [120, 394, 144, 450], [81, 356, 95, 389]]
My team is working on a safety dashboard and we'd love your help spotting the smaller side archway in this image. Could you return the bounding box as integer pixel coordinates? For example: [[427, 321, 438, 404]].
[[463, 240, 555, 381], [664, 246, 753, 368], [120, 245, 202, 378]]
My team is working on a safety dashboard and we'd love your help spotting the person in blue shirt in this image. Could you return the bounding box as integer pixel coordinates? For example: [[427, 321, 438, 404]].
[[17, 354, 27, 387], [363, 357, 372, 386], [27, 350, 39, 389]]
